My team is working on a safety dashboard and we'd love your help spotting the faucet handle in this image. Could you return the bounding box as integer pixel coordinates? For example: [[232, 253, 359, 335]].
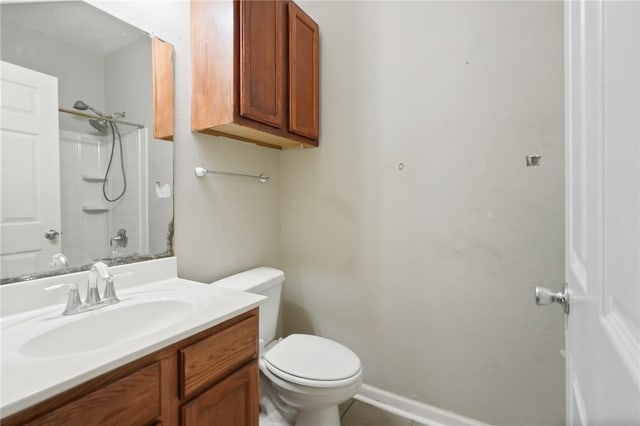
[[45, 283, 83, 315], [102, 271, 131, 304]]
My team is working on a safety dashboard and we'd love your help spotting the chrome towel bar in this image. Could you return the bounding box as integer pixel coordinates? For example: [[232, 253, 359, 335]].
[[194, 166, 270, 183]]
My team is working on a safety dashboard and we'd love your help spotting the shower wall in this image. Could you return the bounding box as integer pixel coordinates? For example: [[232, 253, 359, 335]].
[[106, 129, 145, 257], [60, 130, 107, 265], [59, 129, 145, 265]]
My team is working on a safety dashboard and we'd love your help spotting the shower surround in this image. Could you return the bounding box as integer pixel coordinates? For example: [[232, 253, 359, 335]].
[[59, 128, 148, 266]]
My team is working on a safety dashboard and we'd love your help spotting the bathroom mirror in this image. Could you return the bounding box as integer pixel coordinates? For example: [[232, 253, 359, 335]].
[[0, 1, 174, 284]]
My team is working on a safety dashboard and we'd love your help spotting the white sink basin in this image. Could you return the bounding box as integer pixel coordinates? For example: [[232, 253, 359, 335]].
[[0, 258, 266, 419], [20, 299, 195, 358]]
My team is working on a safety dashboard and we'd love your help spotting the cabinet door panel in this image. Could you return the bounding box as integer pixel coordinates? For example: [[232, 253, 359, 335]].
[[288, 2, 319, 140], [239, 0, 284, 129], [26, 363, 161, 426], [181, 362, 259, 426]]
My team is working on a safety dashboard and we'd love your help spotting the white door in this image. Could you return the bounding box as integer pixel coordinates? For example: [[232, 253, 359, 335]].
[[0, 61, 61, 279], [564, 1, 640, 424]]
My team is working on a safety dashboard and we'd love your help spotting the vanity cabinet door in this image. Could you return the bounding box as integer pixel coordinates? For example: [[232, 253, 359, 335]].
[[25, 363, 161, 426], [181, 361, 259, 426]]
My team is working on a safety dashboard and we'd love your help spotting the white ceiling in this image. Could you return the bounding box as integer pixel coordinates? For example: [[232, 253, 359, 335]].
[[1, 1, 146, 56]]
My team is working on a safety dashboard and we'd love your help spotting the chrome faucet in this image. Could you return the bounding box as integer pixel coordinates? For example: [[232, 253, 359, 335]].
[[46, 262, 125, 316]]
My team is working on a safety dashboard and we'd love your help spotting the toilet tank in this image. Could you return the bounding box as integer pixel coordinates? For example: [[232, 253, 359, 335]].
[[213, 267, 284, 345]]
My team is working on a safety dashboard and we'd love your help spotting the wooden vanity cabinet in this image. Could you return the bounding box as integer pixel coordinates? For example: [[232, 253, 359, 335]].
[[191, 0, 319, 150], [3, 309, 259, 426]]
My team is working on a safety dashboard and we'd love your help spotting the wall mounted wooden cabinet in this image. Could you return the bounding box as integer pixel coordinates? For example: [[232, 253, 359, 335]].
[[191, 0, 319, 150]]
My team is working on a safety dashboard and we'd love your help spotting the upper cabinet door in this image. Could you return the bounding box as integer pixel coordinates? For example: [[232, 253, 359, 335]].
[[239, 0, 284, 129], [288, 2, 319, 140]]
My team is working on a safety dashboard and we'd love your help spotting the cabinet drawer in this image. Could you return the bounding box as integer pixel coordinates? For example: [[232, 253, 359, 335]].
[[179, 315, 258, 399], [27, 363, 161, 426]]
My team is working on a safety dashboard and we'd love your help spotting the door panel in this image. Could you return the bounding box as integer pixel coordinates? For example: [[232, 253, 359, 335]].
[[181, 362, 258, 426], [1, 61, 61, 279], [565, 1, 640, 424], [288, 2, 319, 140], [239, 0, 284, 129]]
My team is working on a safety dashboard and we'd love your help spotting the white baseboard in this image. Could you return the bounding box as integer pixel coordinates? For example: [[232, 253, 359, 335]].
[[354, 384, 491, 426]]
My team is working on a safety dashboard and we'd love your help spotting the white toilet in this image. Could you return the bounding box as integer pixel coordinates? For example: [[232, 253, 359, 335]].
[[214, 267, 363, 426]]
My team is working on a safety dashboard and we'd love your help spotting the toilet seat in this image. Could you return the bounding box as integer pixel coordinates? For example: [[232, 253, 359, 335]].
[[263, 334, 362, 388]]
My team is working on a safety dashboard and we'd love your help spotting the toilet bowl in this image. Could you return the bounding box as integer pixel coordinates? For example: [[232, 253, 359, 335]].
[[213, 267, 362, 426]]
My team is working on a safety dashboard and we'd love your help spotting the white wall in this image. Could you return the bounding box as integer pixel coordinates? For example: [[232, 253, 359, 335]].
[[279, 2, 565, 426]]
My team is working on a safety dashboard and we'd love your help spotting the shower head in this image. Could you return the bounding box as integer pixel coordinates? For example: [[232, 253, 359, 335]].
[[89, 119, 109, 134], [73, 100, 104, 117]]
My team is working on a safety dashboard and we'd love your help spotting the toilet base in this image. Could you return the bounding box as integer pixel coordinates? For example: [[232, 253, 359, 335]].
[[295, 405, 340, 426]]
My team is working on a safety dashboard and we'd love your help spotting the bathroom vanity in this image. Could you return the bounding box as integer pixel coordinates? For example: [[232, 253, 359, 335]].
[[0, 258, 264, 426]]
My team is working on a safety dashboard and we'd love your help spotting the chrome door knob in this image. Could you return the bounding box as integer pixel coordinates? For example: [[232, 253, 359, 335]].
[[535, 283, 569, 314], [44, 229, 60, 240]]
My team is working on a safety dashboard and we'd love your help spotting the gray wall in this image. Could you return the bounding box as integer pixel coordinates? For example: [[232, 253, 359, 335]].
[[91, 2, 564, 425], [279, 2, 565, 425]]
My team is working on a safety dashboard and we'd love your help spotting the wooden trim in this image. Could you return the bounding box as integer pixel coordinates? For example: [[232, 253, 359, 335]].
[[151, 37, 175, 141], [203, 123, 318, 149]]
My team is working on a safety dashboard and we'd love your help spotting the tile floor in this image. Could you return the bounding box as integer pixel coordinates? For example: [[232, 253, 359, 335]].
[[339, 399, 426, 426]]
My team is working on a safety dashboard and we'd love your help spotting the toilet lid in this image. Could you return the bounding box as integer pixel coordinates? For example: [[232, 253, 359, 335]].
[[263, 334, 361, 382]]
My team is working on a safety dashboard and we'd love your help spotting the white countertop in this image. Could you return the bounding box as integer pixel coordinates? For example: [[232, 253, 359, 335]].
[[0, 259, 265, 418]]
